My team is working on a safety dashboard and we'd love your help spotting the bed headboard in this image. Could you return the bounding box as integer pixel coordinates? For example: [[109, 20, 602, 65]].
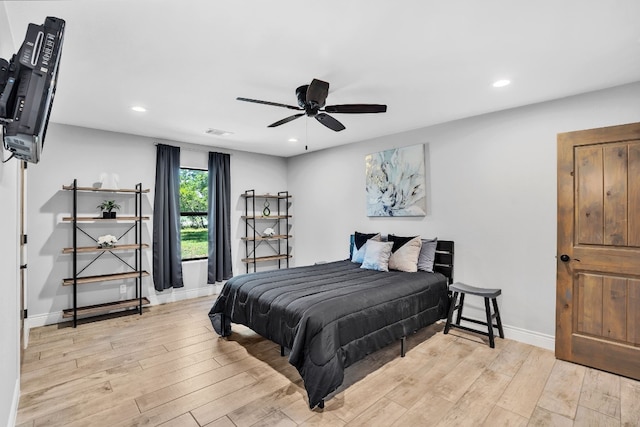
[[434, 240, 454, 285], [349, 235, 454, 284]]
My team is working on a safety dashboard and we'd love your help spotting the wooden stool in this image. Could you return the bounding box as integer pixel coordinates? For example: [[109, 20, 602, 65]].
[[444, 282, 504, 348]]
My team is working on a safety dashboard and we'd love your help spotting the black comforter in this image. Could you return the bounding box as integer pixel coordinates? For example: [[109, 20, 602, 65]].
[[208, 260, 449, 408]]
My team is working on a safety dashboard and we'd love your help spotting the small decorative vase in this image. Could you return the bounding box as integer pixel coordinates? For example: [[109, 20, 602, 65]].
[[103, 211, 117, 218], [262, 200, 271, 217]]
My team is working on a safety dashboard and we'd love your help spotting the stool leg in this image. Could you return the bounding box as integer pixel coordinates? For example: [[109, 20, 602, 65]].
[[492, 298, 504, 339], [444, 292, 458, 334], [484, 297, 495, 348], [455, 293, 465, 324]]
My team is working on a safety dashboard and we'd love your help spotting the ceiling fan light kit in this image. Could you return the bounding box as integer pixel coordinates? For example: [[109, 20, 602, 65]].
[[237, 78, 387, 132]]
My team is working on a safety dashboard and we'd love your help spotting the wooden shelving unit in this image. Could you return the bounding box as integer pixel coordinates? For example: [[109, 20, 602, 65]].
[[242, 190, 292, 273], [62, 297, 151, 318], [62, 271, 150, 286], [62, 216, 150, 222], [62, 179, 150, 327]]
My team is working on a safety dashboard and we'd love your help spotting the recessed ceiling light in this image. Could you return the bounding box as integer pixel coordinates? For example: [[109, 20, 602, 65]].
[[205, 128, 233, 137], [288, 138, 298, 143], [131, 106, 147, 112], [492, 79, 511, 88]]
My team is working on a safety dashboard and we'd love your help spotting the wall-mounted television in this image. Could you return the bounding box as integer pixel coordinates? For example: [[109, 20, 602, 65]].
[[0, 16, 65, 164]]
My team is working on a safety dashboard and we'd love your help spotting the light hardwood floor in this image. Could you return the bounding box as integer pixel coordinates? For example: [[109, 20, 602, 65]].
[[16, 296, 640, 426]]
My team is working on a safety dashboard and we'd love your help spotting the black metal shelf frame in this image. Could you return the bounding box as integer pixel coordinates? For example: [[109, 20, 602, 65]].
[[243, 189, 291, 273], [68, 178, 146, 327]]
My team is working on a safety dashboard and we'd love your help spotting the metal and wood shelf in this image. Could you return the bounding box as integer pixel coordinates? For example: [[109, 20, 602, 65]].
[[62, 179, 150, 326], [242, 190, 292, 273]]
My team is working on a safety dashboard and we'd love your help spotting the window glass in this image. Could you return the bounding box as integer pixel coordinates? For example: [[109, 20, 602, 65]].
[[179, 168, 208, 260]]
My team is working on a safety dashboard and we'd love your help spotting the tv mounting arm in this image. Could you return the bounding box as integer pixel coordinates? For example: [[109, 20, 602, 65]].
[[0, 56, 16, 124]]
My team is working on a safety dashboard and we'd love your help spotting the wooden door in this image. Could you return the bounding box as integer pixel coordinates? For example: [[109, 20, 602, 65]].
[[557, 122, 640, 379]]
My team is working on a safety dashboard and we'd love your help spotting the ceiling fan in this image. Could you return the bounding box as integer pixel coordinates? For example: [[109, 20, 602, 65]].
[[237, 78, 387, 132]]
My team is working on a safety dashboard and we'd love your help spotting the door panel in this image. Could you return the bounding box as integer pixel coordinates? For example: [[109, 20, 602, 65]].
[[557, 122, 640, 380], [603, 145, 627, 245], [630, 144, 640, 246]]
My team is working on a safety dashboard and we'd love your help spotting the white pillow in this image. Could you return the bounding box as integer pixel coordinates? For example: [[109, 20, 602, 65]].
[[388, 235, 422, 272], [360, 240, 394, 272]]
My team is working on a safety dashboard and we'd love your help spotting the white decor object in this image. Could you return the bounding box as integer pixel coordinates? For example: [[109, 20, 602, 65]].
[[99, 172, 120, 189], [97, 234, 118, 248], [263, 227, 275, 237]]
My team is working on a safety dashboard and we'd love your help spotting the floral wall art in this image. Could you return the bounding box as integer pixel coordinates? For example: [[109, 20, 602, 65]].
[[365, 144, 426, 217]]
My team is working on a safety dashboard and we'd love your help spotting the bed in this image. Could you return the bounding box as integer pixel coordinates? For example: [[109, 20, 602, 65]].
[[208, 238, 454, 409]]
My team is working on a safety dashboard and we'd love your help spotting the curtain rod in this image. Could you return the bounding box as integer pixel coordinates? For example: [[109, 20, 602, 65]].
[[154, 142, 232, 155]]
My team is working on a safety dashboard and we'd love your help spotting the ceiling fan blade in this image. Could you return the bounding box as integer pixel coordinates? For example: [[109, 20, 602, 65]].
[[324, 104, 387, 114], [237, 97, 301, 111], [315, 113, 345, 132], [268, 113, 305, 128], [306, 79, 330, 107]]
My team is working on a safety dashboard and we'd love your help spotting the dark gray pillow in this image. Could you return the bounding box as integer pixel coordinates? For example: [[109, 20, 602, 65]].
[[417, 237, 438, 272]]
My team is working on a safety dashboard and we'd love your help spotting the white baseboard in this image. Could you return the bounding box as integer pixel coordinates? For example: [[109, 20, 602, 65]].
[[502, 324, 555, 351], [27, 311, 64, 328], [7, 378, 19, 427], [444, 318, 555, 351], [26, 286, 555, 352], [147, 284, 221, 305], [26, 284, 223, 329]]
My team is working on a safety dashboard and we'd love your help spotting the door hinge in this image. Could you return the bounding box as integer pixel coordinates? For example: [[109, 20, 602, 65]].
[[20, 264, 27, 269], [23, 309, 27, 319], [22, 234, 27, 244]]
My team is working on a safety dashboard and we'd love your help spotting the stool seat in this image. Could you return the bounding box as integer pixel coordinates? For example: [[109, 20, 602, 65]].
[[444, 282, 504, 348], [449, 282, 501, 298]]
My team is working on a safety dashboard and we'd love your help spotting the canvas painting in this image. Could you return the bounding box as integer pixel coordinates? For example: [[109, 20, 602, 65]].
[[365, 144, 426, 217]]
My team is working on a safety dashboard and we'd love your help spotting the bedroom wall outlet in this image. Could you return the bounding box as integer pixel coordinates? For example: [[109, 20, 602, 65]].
[[119, 284, 127, 294]]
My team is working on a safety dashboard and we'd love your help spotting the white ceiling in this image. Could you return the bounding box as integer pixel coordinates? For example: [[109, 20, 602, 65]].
[[2, 1, 640, 157]]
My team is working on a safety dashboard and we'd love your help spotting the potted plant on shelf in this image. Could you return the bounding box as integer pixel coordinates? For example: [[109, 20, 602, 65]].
[[97, 200, 121, 218]]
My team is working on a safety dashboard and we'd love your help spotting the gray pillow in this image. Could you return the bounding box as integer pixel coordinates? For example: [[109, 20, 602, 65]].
[[417, 238, 438, 272]]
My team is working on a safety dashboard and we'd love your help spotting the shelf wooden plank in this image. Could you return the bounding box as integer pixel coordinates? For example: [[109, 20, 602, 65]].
[[241, 215, 291, 220], [62, 185, 150, 193], [241, 193, 291, 199], [62, 297, 150, 318], [241, 235, 291, 241], [242, 255, 292, 263], [61, 244, 150, 254], [62, 216, 150, 222], [63, 271, 150, 286]]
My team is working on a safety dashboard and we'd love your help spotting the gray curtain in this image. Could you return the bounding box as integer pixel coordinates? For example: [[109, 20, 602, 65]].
[[153, 144, 184, 291], [208, 152, 233, 283]]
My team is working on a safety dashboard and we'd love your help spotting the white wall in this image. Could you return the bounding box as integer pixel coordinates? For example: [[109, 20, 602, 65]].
[[0, 159, 20, 427], [0, 3, 20, 425], [287, 82, 640, 348], [26, 123, 287, 326]]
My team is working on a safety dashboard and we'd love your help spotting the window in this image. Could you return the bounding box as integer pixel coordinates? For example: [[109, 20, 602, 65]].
[[179, 168, 208, 260]]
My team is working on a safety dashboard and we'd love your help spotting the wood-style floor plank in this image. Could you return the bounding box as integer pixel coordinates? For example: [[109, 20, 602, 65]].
[[536, 359, 586, 419], [17, 295, 640, 427]]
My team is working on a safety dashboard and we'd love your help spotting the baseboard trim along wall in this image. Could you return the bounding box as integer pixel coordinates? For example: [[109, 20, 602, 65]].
[[26, 284, 223, 329], [446, 318, 555, 351], [8, 378, 19, 427]]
